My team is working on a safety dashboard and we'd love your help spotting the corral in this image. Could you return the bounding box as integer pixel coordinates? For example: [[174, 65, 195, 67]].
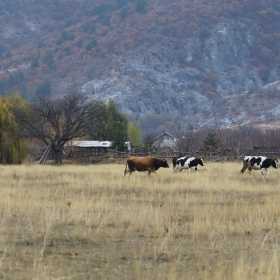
[[0, 161, 280, 279]]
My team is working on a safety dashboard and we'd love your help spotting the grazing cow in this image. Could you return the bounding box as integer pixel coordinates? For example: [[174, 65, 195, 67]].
[[124, 156, 169, 176], [240, 156, 278, 175], [172, 156, 189, 170], [174, 156, 204, 173], [172, 156, 184, 169]]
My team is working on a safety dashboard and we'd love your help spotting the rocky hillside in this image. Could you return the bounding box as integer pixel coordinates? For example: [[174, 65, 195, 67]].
[[1, 0, 280, 131]]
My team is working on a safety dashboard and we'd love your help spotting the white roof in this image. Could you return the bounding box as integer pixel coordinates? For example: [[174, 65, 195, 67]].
[[69, 141, 131, 150], [71, 141, 112, 148]]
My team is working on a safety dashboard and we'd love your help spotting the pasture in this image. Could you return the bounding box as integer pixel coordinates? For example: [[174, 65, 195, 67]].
[[0, 162, 280, 279]]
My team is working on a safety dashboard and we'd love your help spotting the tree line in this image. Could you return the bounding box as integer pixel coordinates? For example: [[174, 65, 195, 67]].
[[171, 125, 280, 154], [1, 91, 280, 165], [0, 91, 142, 164]]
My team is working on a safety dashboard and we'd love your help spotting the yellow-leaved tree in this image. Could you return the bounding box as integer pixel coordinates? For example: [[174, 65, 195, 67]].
[[0, 92, 29, 163], [127, 122, 142, 147]]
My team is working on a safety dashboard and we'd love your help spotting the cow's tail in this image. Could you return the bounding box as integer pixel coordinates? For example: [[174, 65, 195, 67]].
[[124, 162, 128, 176]]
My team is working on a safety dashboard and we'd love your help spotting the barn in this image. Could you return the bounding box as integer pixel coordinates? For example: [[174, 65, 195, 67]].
[[153, 131, 180, 152]]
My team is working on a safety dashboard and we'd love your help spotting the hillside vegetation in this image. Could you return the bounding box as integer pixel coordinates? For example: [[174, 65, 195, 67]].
[[0, 0, 279, 97], [1, 0, 280, 128]]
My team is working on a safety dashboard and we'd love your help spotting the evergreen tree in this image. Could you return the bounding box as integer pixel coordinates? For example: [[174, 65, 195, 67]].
[[106, 100, 128, 151], [204, 132, 219, 151], [87, 101, 108, 140], [87, 100, 128, 151]]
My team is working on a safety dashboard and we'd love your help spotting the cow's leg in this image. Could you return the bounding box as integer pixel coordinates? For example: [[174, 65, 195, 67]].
[[264, 168, 269, 175], [124, 163, 128, 176], [261, 168, 265, 175], [124, 169, 133, 176], [240, 161, 247, 174], [124, 164, 133, 176], [240, 167, 246, 174]]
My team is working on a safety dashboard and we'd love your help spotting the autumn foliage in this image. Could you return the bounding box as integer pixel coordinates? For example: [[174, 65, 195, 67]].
[[0, 0, 280, 99]]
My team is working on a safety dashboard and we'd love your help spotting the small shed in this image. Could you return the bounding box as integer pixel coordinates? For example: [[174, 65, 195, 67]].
[[68, 140, 131, 152]]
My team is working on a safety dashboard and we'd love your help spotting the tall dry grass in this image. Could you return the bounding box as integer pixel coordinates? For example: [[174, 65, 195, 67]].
[[0, 161, 280, 279]]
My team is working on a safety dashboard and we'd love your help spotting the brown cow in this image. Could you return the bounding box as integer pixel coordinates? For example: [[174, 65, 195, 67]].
[[124, 156, 169, 176]]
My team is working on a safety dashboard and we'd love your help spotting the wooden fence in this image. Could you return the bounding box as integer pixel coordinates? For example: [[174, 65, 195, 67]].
[[42, 146, 280, 165], [61, 148, 280, 164]]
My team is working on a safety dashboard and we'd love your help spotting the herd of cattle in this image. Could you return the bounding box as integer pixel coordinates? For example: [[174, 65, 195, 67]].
[[123, 155, 278, 176]]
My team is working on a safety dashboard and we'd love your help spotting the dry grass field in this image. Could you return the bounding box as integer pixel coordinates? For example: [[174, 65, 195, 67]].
[[0, 161, 280, 279]]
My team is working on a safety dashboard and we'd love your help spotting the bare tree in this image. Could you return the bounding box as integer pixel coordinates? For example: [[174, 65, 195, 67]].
[[16, 91, 103, 164], [142, 132, 156, 152], [183, 129, 202, 152]]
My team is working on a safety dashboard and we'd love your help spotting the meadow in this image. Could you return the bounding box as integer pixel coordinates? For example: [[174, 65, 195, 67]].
[[0, 161, 280, 279]]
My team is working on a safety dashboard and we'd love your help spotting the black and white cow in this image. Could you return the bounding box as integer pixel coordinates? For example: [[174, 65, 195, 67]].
[[172, 156, 189, 170], [240, 156, 278, 175], [174, 156, 204, 173]]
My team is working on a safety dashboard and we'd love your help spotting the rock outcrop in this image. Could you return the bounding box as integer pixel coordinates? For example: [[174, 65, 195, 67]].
[[80, 23, 280, 128]]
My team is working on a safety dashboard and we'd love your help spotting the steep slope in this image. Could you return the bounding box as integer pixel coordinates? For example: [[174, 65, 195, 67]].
[[1, 0, 280, 129], [81, 23, 280, 127]]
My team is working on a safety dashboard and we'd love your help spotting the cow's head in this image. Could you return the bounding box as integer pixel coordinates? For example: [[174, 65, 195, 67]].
[[272, 159, 278, 169], [199, 158, 204, 166], [161, 159, 169, 168]]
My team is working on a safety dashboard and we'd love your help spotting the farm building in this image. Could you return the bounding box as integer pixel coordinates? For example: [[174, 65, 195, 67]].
[[68, 140, 131, 152], [152, 131, 180, 152]]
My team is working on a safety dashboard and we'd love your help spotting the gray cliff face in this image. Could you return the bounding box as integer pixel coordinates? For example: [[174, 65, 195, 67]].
[[198, 24, 262, 95], [80, 23, 280, 128]]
